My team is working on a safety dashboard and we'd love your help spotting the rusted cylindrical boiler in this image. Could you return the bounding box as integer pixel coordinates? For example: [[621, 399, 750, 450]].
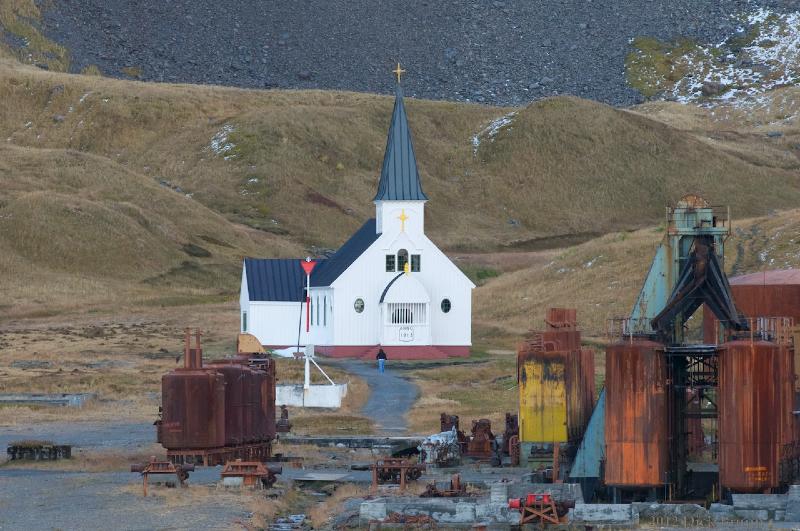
[[604, 338, 669, 487]]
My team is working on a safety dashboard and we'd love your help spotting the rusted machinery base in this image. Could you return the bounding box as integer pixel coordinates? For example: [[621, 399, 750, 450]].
[[221, 459, 281, 488], [167, 441, 272, 466], [420, 473, 466, 498], [131, 458, 194, 496], [371, 458, 425, 493]]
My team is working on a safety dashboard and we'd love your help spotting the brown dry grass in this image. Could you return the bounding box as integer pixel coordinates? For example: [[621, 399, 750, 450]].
[[473, 208, 800, 343], [307, 483, 368, 528], [0, 58, 797, 320], [1, 443, 165, 471], [404, 354, 518, 434], [0, 0, 70, 71], [0, 305, 372, 433]]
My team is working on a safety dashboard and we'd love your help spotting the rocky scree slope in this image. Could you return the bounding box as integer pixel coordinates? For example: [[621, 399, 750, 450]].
[[25, 0, 797, 106]]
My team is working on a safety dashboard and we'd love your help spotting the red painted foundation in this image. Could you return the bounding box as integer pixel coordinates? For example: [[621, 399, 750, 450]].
[[318, 345, 470, 360], [264, 344, 470, 360]]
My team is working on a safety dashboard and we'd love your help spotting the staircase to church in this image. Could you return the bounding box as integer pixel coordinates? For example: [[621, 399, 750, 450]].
[[361, 345, 452, 361]]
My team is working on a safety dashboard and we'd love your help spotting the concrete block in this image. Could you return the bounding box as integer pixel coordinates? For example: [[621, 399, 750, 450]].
[[710, 503, 735, 522], [489, 481, 509, 504], [360, 500, 387, 521], [454, 502, 476, 522], [734, 509, 769, 521], [570, 503, 638, 525], [776, 509, 786, 521], [786, 497, 800, 522], [732, 493, 787, 511], [789, 484, 800, 500], [632, 502, 709, 523], [276, 383, 347, 408]]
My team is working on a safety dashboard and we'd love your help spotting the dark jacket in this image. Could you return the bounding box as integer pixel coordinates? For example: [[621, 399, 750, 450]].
[[376, 349, 387, 360]]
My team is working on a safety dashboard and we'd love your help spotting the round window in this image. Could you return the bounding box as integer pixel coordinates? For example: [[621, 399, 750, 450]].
[[441, 298, 452, 313], [354, 298, 365, 313]]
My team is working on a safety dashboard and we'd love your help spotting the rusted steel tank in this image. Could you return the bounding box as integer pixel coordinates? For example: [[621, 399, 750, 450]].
[[517, 309, 595, 444], [718, 339, 796, 492], [159, 366, 226, 449], [604, 338, 668, 488], [157, 331, 276, 457], [703, 269, 800, 341]]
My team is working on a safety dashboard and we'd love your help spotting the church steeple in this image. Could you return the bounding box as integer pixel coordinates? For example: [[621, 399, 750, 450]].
[[374, 65, 428, 202]]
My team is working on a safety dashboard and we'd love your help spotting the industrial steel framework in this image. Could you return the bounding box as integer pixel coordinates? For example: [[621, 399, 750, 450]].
[[624, 196, 746, 500]]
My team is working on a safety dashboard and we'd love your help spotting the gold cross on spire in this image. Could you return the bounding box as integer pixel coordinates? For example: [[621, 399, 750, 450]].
[[393, 62, 406, 83], [397, 209, 409, 232]]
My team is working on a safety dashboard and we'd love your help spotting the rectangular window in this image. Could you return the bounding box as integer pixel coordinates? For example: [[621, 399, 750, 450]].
[[310, 298, 313, 326], [316, 296, 320, 326], [411, 254, 421, 272], [323, 296, 327, 326], [242, 311, 248, 332], [397, 253, 408, 272], [386, 254, 396, 272]]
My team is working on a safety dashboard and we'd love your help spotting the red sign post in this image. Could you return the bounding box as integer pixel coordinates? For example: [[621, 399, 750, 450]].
[[300, 258, 317, 333]]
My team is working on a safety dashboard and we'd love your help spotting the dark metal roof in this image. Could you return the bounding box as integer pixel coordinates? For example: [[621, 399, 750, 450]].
[[244, 258, 311, 302], [379, 272, 405, 303], [310, 218, 380, 287], [373, 85, 428, 202]]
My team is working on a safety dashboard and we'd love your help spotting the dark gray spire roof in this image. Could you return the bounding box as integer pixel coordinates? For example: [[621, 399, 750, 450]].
[[374, 86, 428, 201]]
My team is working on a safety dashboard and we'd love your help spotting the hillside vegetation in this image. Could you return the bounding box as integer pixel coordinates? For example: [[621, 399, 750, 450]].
[[472, 208, 800, 343], [0, 58, 798, 320]]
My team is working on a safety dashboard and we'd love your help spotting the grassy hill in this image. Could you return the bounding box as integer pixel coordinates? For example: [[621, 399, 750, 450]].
[[472, 208, 800, 344], [0, 57, 798, 320]]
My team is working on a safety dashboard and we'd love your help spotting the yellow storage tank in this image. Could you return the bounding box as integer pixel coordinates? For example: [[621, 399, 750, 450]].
[[517, 324, 595, 445], [518, 350, 568, 442]]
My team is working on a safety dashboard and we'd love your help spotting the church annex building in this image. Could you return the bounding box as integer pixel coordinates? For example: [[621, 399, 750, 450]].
[[239, 81, 474, 360]]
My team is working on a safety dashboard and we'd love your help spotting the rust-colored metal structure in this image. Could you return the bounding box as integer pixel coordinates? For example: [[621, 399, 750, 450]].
[[370, 458, 425, 493], [517, 309, 595, 445], [220, 459, 281, 488], [704, 269, 800, 341], [604, 338, 669, 488], [156, 330, 276, 465], [717, 318, 800, 492], [464, 419, 496, 459], [131, 457, 194, 496]]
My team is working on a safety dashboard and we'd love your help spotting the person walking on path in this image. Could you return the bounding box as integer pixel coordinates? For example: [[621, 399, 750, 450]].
[[376, 347, 387, 373]]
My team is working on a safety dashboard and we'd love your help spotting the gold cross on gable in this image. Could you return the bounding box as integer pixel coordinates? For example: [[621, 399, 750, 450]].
[[397, 209, 409, 232], [393, 62, 406, 83]]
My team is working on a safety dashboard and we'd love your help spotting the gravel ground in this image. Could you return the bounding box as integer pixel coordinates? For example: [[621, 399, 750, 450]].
[[0, 467, 249, 531], [34, 0, 798, 106], [0, 421, 153, 453], [328, 360, 419, 434]]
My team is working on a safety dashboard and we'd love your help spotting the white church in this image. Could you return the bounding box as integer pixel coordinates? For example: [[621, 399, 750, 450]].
[[239, 80, 474, 360]]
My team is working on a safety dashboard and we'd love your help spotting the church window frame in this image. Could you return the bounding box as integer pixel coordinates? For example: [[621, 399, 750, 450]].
[[354, 298, 365, 313], [316, 295, 320, 326], [397, 249, 409, 271], [386, 254, 396, 272], [323, 295, 327, 326], [441, 298, 452, 313], [411, 254, 421, 272], [387, 302, 428, 325]]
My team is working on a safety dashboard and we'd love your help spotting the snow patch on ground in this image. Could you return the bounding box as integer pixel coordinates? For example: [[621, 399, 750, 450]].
[[472, 111, 517, 154], [640, 9, 800, 109], [209, 124, 237, 160]]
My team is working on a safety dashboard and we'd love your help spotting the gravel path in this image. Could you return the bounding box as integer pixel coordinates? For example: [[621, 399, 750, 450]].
[[35, 0, 797, 106], [329, 359, 419, 434]]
